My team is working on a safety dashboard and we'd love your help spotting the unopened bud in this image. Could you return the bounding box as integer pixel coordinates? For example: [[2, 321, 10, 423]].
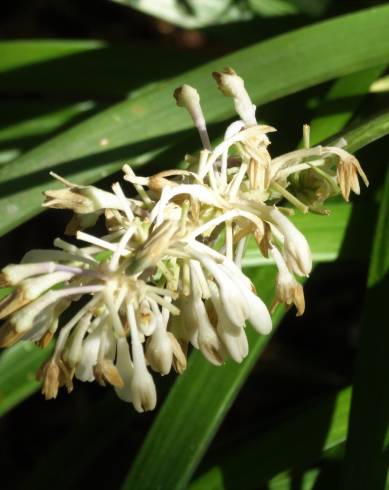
[[174, 84, 211, 150], [212, 67, 257, 126]]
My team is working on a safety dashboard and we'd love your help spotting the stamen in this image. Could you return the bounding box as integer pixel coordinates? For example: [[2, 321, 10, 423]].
[[147, 293, 180, 315], [122, 164, 153, 206], [112, 181, 134, 221], [54, 294, 102, 355], [109, 226, 135, 271], [271, 182, 309, 213], [77, 231, 129, 256], [103, 283, 126, 336]]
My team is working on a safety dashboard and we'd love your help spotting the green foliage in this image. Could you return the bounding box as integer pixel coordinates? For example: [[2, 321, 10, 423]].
[[341, 167, 389, 489], [121, 112, 389, 490], [0, 342, 53, 416], [1, 5, 389, 236], [0, 3, 389, 490]]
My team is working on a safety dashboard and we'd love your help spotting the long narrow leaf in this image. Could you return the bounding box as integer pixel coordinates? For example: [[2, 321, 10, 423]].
[[121, 113, 387, 490], [308, 65, 386, 146], [1, 5, 389, 235], [122, 266, 285, 490], [190, 388, 351, 490], [0, 40, 207, 97], [0, 199, 360, 418], [0, 342, 53, 416], [341, 166, 389, 488]]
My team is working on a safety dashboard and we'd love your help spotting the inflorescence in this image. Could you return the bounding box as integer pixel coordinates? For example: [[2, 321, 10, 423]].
[[0, 68, 368, 412]]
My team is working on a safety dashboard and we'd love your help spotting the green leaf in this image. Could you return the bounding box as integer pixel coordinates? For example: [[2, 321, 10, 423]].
[[0, 100, 106, 165], [2, 5, 389, 236], [190, 388, 351, 490], [122, 266, 285, 490], [0, 40, 207, 97], [120, 100, 387, 490], [308, 65, 387, 146], [341, 166, 389, 488], [0, 342, 53, 416]]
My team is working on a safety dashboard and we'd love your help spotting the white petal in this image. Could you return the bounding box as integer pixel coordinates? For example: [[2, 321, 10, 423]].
[[241, 289, 272, 335], [114, 336, 133, 403], [130, 366, 157, 413], [146, 324, 173, 375], [201, 257, 247, 327], [75, 327, 102, 382]]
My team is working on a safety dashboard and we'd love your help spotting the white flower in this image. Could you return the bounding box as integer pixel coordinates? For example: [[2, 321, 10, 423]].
[[209, 281, 248, 363], [0, 68, 368, 413], [127, 304, 157, 412], [266, 207, 312, 277], [270, 244, 305, 316], [145, 301, 173, 375], [114, 336, 134, 403]]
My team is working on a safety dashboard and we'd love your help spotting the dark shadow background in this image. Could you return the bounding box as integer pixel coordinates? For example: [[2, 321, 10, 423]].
[[0, 1, 388, 489]]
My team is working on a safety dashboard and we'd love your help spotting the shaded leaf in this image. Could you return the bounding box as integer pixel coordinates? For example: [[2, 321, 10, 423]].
[[2, 6, 389, 235], [190, 388, 351, 490], [341, 165, 389, 489], [0, 342, 53, 416]]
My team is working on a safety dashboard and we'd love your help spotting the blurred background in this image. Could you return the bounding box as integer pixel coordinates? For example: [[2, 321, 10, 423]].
[[0, 1, 388, 489]]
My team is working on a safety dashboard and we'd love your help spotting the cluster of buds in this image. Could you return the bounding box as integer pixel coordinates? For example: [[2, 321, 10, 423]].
[[0, 68, 368, 412]]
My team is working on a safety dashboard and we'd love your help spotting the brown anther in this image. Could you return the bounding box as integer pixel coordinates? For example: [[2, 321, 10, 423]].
[[0, 321, 25, 347], [335, 154, 368, 202], [37, 330, 54, 349], [255, 221, 272, 258], [94, 360, 124, 388], [65, 213, 100, 236], [271, 280, 305, 317], [0, 288, 29, 320], [37, 358, 60, 400], [148, 175, 176, 192], [57, 358, 74, 394], [212, 67, 237, 96], [169, 333, 187, 374], [43, 188, 90, 213], [0, 272, 10, 288]]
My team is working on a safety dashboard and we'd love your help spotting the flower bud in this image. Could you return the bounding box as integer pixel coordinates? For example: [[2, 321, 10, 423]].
[[212, 67, 256, 126], [75, 327, 102, 382], [174, 85, 211, 150], [267, 207, 312, 277], [146, 324, 173, 375], [130, 363, 157, 413], [0, 262, 56, 286], [114, 336, 134, 403], [270, 244, 305, 316]]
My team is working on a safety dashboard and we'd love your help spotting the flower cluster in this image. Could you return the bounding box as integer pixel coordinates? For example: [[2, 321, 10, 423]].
[[0, 68, 368, 412]]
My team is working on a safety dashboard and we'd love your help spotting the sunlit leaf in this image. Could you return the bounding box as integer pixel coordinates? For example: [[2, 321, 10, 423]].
[[121, 110, 387, 489], [1, 6, 389, 236]]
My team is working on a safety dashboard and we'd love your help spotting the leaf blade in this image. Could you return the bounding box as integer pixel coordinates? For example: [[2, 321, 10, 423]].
[[341, 165, 389, 489], [121, 110, 389, 490], [2, 5, 389, 235]]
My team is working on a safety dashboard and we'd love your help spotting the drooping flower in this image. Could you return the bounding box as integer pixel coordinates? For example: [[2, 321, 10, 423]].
[[0, 68, 368, 411]]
